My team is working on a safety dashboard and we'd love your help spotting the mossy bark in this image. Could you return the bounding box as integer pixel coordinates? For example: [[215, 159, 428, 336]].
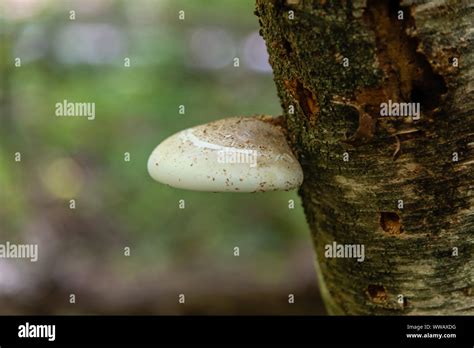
[[256, 0, 473, 315]]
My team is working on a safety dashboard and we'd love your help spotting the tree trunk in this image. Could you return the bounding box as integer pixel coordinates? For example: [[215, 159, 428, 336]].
[[256, 0, 473, 315]]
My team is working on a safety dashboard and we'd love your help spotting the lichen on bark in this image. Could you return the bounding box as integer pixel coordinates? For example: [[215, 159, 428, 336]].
[[256, 0, 473, 315]]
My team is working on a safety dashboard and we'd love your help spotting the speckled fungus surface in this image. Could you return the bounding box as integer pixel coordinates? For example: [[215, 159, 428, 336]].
[[147, 116, 304, 192]]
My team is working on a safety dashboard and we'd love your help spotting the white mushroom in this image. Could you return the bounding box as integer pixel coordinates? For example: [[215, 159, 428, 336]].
[[147, 116, 303, 192]]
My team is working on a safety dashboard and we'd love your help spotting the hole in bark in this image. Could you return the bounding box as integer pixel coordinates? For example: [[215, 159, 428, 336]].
[[410, 73, 447, 111], [366, 284, 388, 303], [380, 212, 403, 234]]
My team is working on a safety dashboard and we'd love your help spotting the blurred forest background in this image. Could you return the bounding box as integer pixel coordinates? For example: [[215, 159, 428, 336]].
[[0, 0, 324, 314]]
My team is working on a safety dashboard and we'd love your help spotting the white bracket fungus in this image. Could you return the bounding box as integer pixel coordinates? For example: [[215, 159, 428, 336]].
[[147, 116, 303, 192]]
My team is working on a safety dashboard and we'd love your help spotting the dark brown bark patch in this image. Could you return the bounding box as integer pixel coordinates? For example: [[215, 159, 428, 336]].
[[380, 212, 403, 235], [284, 79, 319, 127], [364, 0, 447, 112], [366, 284, 388, 303], [340, 0, 449, 145]]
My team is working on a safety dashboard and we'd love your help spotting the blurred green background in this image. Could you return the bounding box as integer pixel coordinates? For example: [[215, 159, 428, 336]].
[[0, 0, 324, 314]]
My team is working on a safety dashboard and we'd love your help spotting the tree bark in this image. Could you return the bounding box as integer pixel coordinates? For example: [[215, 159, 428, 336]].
[[256, 0, 473, 315]]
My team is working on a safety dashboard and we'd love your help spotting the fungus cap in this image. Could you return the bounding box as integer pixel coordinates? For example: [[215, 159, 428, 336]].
[[147, 116, 303, 192]]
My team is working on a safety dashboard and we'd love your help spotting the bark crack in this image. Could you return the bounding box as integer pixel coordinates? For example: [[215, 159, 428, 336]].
[[284, 78, 319, 127]]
